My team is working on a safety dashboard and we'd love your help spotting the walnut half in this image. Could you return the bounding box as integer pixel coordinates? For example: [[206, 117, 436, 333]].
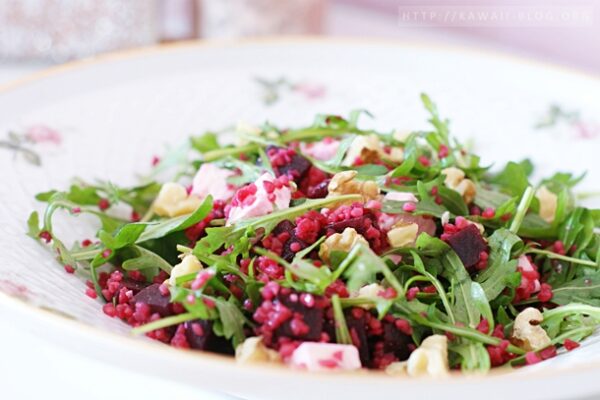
[[327, 170, 380, 205], [406, 335, 449, 377], [319, 227, 369, 263], [441, 167, 476, 204], [511, 307, 551, 351]]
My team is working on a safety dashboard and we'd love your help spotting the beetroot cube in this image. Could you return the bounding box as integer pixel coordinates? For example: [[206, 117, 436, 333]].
[[132, 284, 172, 316], [445, 224, 487, 268]]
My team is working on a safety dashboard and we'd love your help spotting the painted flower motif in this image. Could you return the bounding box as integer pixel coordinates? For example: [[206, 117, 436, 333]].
[[292, 82, 326, 100], [574, 121, 600, 140], [0, 125, 62, 166], [25, 125, 62, 145], [536, 104, 599, 140], [0, 279, 29, 301], [255, 77, 327, 105]]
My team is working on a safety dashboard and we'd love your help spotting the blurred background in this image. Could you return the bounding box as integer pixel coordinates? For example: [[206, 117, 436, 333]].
[[0, 0, 598, 85]]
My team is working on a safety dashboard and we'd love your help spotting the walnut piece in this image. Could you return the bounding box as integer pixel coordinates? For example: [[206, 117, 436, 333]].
[[153, 182, 201, 218], [387, 223, 419, 248], [235, 336, 281, 364], [342, 134, 384, 165], [536, 186, 558, 223], [441, 167, 477, 204], [511, 307, 551, 351], [327, 170, 380, 205], [319, 227, 369, 263], [168, 254, 203, 286], [406, 335, 449, 377]]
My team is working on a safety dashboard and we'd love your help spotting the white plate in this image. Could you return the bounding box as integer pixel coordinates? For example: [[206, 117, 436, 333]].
[[1, 38, 599, 400]]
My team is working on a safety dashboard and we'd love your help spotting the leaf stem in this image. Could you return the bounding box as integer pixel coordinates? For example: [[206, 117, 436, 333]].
[[332, 294, 352, 345], [510, 186, 535, 234], [280, 127, 370, 143], [131, 312, 197, 335], [526, 248, 598, 268], [203, 144, 259, 162]]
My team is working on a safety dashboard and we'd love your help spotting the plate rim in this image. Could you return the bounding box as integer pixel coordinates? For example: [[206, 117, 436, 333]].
[[1, 35, 600, 386]]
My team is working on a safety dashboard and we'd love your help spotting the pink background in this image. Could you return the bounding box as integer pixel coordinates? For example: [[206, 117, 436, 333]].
[[336, 0, 600, 74]]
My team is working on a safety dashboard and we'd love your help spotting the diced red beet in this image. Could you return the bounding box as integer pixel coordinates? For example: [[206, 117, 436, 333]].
[[120, 278, 149, 293], [184, 320, 234, 355], [345, 310, 371, 365], [276, 292, 324, 341], [382, 321, 411, 361], [444, 224, 487, 268], [272, 220, 308, 262], [306, 179, 330, 199], [132, 284, 172, 317], [267, 145, 311, 182]]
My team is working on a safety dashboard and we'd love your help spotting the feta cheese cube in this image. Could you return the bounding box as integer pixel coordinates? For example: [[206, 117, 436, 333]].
[[384, 191, 419, 203], [290, 342, 362, 372], [191, 163, 236, 201], [300, 139, 340, 161], [227, 173, 291, 225]]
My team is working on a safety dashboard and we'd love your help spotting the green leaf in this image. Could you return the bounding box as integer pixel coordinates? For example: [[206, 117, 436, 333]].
[[470, 282, 494, 331], [325, 135, 355, 168], [26, 211, 41, 238], [542, 171, 586, 193], [355, 164, 389, 176], [490, 161, 530, 197], [437, 185, 468, 215], [137, 196, 213, 243], [551, 272, 600, 307], [332, 294, 352, 345], [340, 244, 404, 296], [100, 223, 148, 250], [190, 132, 220, 154], [214, 297, 247, 347], [450, 342, 491, 372], [415, 233, 450, 257], [122, 245, 173, 274], [382, 198, 447, 218], [288, 259, 333, 294], [476, 229, 523, 301], [216, 157, 263, 186], [442, 251, 480, 327]]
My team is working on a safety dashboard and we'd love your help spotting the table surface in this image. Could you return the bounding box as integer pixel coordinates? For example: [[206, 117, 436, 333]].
[[0, 4, 591, 399]]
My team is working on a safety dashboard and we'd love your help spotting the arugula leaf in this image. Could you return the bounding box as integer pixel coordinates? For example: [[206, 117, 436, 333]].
[[437, 185, 468, 216], [190, 131, 220, 154], [327, 135, 355, 167], [476, 229, 523, 301], [340, 243, 404, 296], [121, 245, 173, 274], [450, 342, 491, 372], [215, 157, 263, 186], [415, 233, 450, 257], [332, 295, 352, 345], [470, 282, 494, 331], [382, 198, 447, 218], [26, 211, 41, 238], [97, 196, 213, 252], [355, 164, 389, 176], [442, 251, 480, 327], [542, 171, 586, 193], [288, 259, 333, 294], [490, 161, 530, 197], [551, 272, 600, 307], [214, 297, 247, 347]]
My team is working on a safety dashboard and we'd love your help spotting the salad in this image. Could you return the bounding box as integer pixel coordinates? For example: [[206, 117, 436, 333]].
[[28, 95, 600, 375]]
